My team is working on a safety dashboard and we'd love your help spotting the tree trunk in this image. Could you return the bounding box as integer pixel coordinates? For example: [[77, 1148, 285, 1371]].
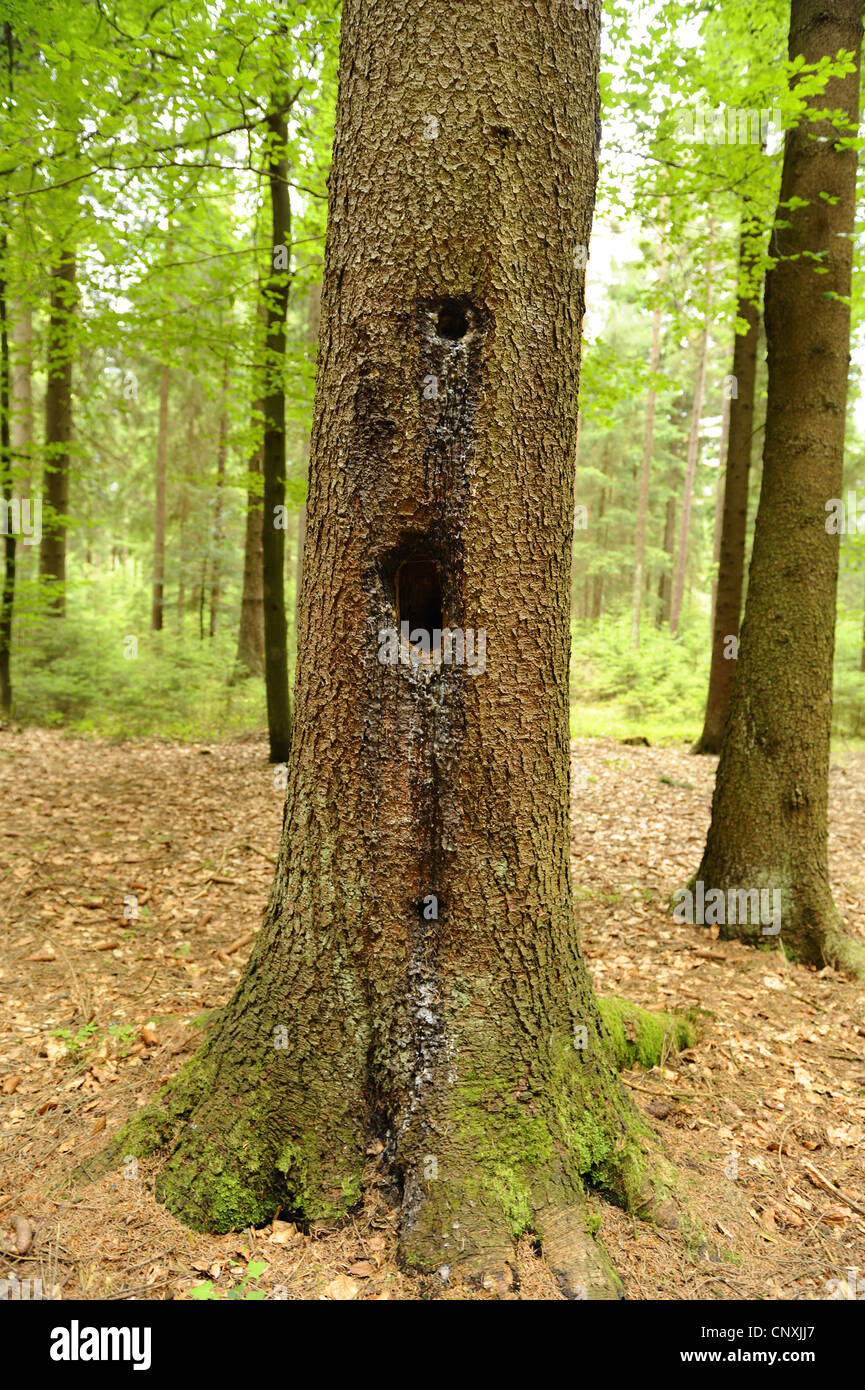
[[151, 364, 170, 631], [631, 213, 666, 648], [235, 438, 265, 676], [10, 300, 33, 500], [120, 0, 671, 1297], [669, 227, 713, 637], [39, 248, 75, 615], [235, 308, 267, 678], [860, 578, 865, 673], [709, 397, 731, 620], [262, 108, 292, 761], [695, 0, 863, 974], [656, 487, 677, 628], [694, 224, 760, 754], [590, 436, 612, 621], [0, 234, 14, 714], [292, 502, 305, 678], [208, 360, 230, 639], [177, 400, 195, 624]]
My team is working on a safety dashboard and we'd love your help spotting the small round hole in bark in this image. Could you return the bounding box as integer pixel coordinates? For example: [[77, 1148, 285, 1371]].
[[436, 300, 468, 341]]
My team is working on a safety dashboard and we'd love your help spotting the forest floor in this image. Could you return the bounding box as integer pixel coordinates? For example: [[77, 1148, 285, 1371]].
[[1, 727, 864, 1302]]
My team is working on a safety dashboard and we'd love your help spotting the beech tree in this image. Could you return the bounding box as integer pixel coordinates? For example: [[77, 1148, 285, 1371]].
[[101, 0, 681, 1296], [695, 0, 864, 974]]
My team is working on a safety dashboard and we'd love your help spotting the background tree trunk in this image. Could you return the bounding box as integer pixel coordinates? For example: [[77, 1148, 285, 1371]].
[[695, 0, 863, 974], [709, 396, 731, 620], [208, 360, 230, 639], [656, 472, 678, 627], [151, 364, 170, 631], [39, 247, 75, 615], [694, 224, 760, 754], [669, 226, 713, 637], [129, 0, 664, 1298], [631, 213, 666, 649], [262, 108, 292, 761], [0, 233, 14, 714], [177, 397, 195, 624], [235, 305, 267, 678], [10, 299, 33, 500]]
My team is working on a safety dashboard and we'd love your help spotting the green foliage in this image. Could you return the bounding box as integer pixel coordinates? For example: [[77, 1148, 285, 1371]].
[[189, 1260, 268, 1301], [570, 614, 710, 743], [13, 576, 268, 739]]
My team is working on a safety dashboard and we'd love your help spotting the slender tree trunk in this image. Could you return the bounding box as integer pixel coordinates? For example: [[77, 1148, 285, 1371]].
[[590, 436, 612, 620], [198, 558, 207, 641], [860, 579, 865, 673], [0, 232, 15, 714], [694, 225, 760, 753], [235, 439, 265, 676], [151, 364, 170, 631], [670, 230, 713, 637], [656, 487, 677, 627], [709, 395, 731, 619], [208, 360, 230, 639], [235, 307, 267, 678], [262, 108, 292, 760], [39, 248, 75, 614], [10, 300, 33, 500], [631, 213, 666, 648], [177, 402, 195, 623], [119, 0, 673, 1298], [695, 0, 863, 974]]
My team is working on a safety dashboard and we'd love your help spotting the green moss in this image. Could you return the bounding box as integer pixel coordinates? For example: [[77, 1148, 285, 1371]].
[[449, 1079, 557, 1237], [598, 995, 696, 1070]]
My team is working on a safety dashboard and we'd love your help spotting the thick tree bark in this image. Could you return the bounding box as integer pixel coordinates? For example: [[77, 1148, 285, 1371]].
[[262, 109, 292, 761], [39, 248, 75, 615], [151, 365, 170, 631], [292, 501, 305, 677], [694, 226, 760, 754], [114, 0, 674, 1296], [631, 216, 666, 649], [695, 0, 863, 974]]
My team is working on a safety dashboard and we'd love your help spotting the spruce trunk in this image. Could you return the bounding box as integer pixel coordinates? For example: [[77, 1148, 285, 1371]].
[[39, 248, 75, 614], [117, 0, 673, 1297], [695, 0, 862, 973]]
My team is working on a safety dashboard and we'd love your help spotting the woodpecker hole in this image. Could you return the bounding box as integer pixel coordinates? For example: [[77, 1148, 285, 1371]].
[[396, 558, 443, 636], [436, 300, 469, 341]]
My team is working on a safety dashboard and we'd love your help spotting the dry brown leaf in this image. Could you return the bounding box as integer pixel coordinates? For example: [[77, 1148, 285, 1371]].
[[323, 1275, 358, 1301]]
